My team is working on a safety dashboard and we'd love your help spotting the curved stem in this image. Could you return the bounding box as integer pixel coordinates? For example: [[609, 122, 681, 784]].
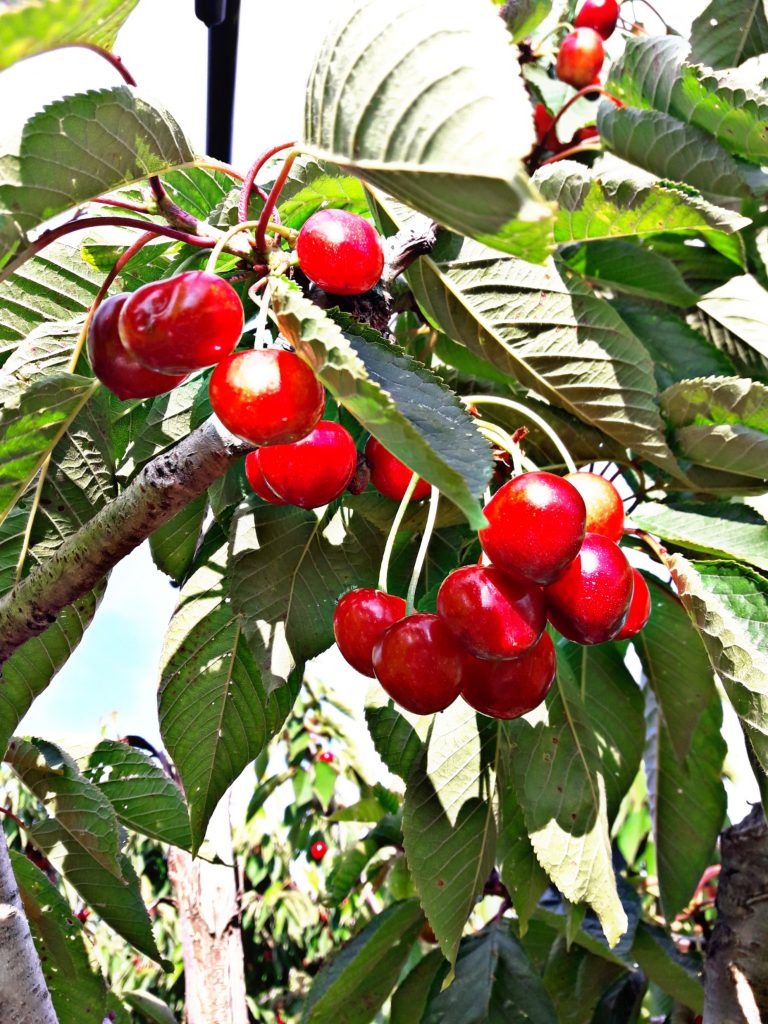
[[205, 220, 260, 275], [377, 473, 421, 592], [624, 0, 668, 28], [406, 487, 440, 614], [546, 84, 622, 136], [534, 21, 574, 48], [464, 396, 578, 474], [239, 142, 295, 223], [91, 195, 151, 214], [255, 150, 299, 252], [80, 43, 137, 86], [195, 160, 246, 183], [539, 141, 602, 166], [477, 422, 524, 477], [625, 528, 667, 562]]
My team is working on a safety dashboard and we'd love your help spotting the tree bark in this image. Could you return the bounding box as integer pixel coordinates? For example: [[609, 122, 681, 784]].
[[0, 827, 58, 1024], [167, 797, 248, 1024], [704, 804, 768, 1023]]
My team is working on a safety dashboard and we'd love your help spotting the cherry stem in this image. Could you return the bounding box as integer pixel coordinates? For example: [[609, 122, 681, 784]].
[[0, 806, 28, 834], [547, 84, 621, 136], [538, 141, 603, 166], [406, 487, 440, 614], [625, 528, 667, 563], [91, 196, 151, 214], [80, 43, 137, 86], [205, 220, 260, 275], [239, 142, 296, 224], [255, 149, 299, 252], [476, 420, 530, 476], [464, 396, 578, 474], [624, 0, 668, 29], [377, 472, 421, 592], [195, 160, 246, 183], [534, 21, 575, 49]]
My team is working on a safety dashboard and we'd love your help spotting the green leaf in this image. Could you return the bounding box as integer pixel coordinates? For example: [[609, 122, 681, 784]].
[[636, 576, 717, 765], [502, 0, 551, 41], [301, 900, 423, 1024], [690, 0, 768, 68], [364, 700, 424, 782], [324, 816, 402, 907], [497, 750, 548, 934], [6, 736, 124, 879], [541, 937, 625, 1024], [302, 0, 554, 262], [423, 924, 558, 1024], [272, 279, 491, 528], [149, 493, 207, 583], [507, 655, 628, 947], [0, 0, 139, 71], [390, 949, 446, 1024], [643, 688, 726, 920], [121, 991, 178, 1024], [563, 240, 700, 308], [631, 921, 703, 1014], [535, 161, 748, 243], [696, 275, 768, 378], [631, 500, 768, 571], [159, 529, 296, 850], [83, 740, 192, 850], [0, 87, 195, 273], [10, 849, 107, 1024], [403, 703, 496, 964], [119, 375, 207, 477]]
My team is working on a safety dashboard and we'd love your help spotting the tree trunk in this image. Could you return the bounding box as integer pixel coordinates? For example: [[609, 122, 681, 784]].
[[167, 797, 248, 1024], [704, 804, 768, 1023], [0, 827, 58, 1024]]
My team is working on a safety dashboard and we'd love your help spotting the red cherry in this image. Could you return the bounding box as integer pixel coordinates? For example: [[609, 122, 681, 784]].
[[372, 613, 465, 715], [574, 0, 620, 39], [436, 566, 546, 661], [118, 271, 243, 373], [556, 29, 605, 90], [310, 840, 327, 861], [546, 533, 634, 645], [209, 349, 325, 446], [364, 437, 431, 502], [572, 125, 600, 144], [296, 210, 384, 296], [479, 472, 586, 586], [258, 421, 357, 509], [461, 632, 556, 719], [564, 471, 624, 541], [87, 294, 187, 400], [333, 588, 406, 677], [318, 751, 334, 763], [244, 451, 286, 505], [613, 569, 652, 641]]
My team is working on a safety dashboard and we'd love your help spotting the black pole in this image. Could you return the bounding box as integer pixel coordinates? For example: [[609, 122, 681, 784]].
[[195, 0, 241, 161]]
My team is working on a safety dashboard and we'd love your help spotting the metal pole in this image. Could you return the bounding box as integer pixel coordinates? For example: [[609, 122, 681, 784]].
[[195, 0, 241, 161]]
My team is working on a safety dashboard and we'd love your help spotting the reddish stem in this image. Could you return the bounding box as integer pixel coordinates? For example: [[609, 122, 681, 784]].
[[239, 141, 296, 224], [255, 149, 298, 251], [80, 43, 137, 86], [0, 806, 28, 833], [625, 528, 667, 562], [539, 141, 602, 166], [92, 196, 151, 214], [548, 84, 622, 134]]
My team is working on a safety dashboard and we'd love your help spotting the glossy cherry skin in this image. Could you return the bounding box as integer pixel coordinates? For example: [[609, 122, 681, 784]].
[[209, 349, 325, 446], [614, 569, 652, 641], [310, 840, 328, 862], [437, 566, 546, 661], [244, 451, 286, 504], [318, 751, 334, 764], [258, 420, 357, 509], [479, 472, 586, 586], [564, 471, 624, 541], [574, 0, 620, 39], [87, 294, 187, 400], [297, 209, 384, 296], [372, 613, 466, 715], [546, 533, 634, 645], [365, 437, 431, 502], [556, 29, 605, 90], [461, 632, 556, 720], [334, 589, 407, 677], [119, 271, 243, 373]]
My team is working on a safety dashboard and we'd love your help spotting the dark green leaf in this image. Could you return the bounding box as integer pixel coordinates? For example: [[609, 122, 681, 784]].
[[631, 921, 703, 1014], [364, 700, 424, 782], [121, 990, 178, 1024], [149, 493, 207, 583], [390, 949, 445, 1024], [542, 937, 625, 1024], [690, 0, 768, 68], [562, 240, 699, 307], [502, 0, 551, 41]]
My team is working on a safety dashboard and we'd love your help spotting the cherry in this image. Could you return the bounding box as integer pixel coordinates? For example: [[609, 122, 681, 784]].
[[436, 566, 546, 661], [244, 451, 286, 505], [209, 349, 325, 446], [317, 751, 334, 764], [333, 588, 406, 677], [613, 568, 651, 641], [564, 471, 624, 541], [533, 104, 563, 153], [572, 125, 600, 144], [479, 472, 586, 586], [87, 294, 187, 400], [574, 0, 620, 40], [296, 209, 385, 296], [258, 420, 357, 509], [119, 271, 243, 373], [372, 613, 465, 715], [461, 632, 556, 720], [365, 437, 431, 502], [546, 533, 634, 644], [309, 840, 327, 862], [556, 29, 605, 90]]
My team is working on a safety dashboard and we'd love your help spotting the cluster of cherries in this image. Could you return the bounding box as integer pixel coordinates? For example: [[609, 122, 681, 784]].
[[555, 0, 619, 89], [333, 469, 651, 721]]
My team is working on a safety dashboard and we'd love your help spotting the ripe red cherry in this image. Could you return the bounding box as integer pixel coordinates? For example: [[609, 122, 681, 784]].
[[365, 437, 431, 502], [461, 632, 556, 719], [296, 210, 385, 296], [310, 840, 328, 862], [118, 271, 243, 373], [546, 533, 634, 644], [372, 613, 466, 715], [564, 471, 624, 541], [87, 294, 187, 400], [257, 421, 357, 509], [244, 451, 286, 504], [334, 589, 407, 677], [556, 29, 605, 90], [614, 569, 652, 641], [209, 349, 325, 446], [479, 472, 586, 586], [318, 751, 334, 764], [437, 566, 546, 661], [574, 0, 620, 39]]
